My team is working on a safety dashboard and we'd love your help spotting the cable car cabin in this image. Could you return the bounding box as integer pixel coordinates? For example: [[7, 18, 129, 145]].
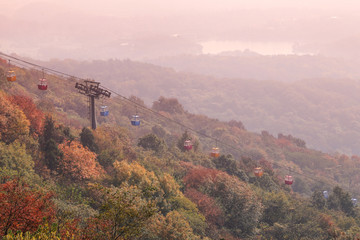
[[100, 106, 109, 116], [284, 175, 294, 185], [184, 140, 192, 151], [38, 78, 48, 90], [131, 115, 140, 126], [352, 198, 357, 206], [323, 191, 329, 199], [6, 70, 16, 82], [253, 167, 263, 177], [210, 147, 220, 157]]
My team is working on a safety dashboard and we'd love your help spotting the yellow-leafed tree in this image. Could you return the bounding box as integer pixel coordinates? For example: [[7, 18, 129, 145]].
[[0, 91, 30, 144]]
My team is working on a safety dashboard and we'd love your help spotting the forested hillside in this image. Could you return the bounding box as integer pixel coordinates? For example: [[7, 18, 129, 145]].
[[33, 57, 360, 155], [1, 57, 360, 239]]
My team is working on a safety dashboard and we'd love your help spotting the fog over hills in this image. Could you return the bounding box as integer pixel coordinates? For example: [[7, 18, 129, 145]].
[[1, 0, 360, 60]]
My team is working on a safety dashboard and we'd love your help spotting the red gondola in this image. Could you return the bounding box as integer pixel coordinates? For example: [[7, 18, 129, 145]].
[[184, 140, 192, 151], [38, 78, 48, 90], [284, 175, 293, 185]]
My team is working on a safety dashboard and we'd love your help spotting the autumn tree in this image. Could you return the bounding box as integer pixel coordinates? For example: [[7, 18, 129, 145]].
[[58, 141, 103, 181], [184, 188, 224, 227], [140, 211, 201, 240], [0, 179, 55, 236], [152, 96, 185, 114], [80, 127, 98, 153], [212, 154, 249, 182], [113, 160, 160, 190], [0, 67, 8, 88], [10, 95, 45, 136], [311, 190, 326, 209], [39, 115, 62, 171], [93, 125, 134, 168], [0, 141, 35, 181], [3, 223, 60, 239], [83, 184, 157, 240], [183, 166, 262, 237], [0, 91, 30, 144], [328, 186, 355, 216], [113, 160, 167, 209], [152, 125, 167, 138], [138, 133, 166, 154], [262, 192, 291, 226]]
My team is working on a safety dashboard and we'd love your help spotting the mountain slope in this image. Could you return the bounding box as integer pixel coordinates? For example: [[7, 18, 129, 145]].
[[1, 57, 360, 239]]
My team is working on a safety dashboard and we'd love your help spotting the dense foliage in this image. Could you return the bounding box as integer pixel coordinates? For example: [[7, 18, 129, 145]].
[[1, 61, 360, 239]]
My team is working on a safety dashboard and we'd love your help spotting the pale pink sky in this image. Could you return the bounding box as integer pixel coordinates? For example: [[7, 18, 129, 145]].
[[1, 0, 360, 60], [1, 0, 359, 17]]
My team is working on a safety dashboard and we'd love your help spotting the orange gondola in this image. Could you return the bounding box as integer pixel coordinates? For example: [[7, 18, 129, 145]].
[[6, 70, 16, 82], [6, 60, 16, 82], [210, 147, 220, 157], [254, 167, 263, 177]]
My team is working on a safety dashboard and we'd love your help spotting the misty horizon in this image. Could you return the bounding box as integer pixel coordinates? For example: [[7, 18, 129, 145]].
[[1, 0, 360, 60]]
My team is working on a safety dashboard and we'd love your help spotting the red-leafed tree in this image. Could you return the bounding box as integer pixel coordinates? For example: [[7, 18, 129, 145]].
[[0, 179, 55, 235], [184, 188, 224, 226], [183, 167, 220, 189], [10, 95, 45, 136], [183, 166, 262, 238], [58, 141, 103, 181]]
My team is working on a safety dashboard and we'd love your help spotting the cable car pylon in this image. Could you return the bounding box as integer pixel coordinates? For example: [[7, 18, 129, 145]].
[[75, 80, 111, 130]]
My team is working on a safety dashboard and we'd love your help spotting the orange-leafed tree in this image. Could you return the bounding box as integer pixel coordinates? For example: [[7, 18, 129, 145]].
[[10, 95, 45, 136], [58, 141, 103, 181], [0, 179, 55, 236]]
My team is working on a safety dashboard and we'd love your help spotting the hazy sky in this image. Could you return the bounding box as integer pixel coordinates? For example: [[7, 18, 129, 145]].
[[1, 0, 359, 17], [1, 0, 360, 60]]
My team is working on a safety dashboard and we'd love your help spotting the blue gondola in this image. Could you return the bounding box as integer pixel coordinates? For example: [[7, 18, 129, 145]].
[[100, 106, 109, 116], [131, 115, 140, 126]]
